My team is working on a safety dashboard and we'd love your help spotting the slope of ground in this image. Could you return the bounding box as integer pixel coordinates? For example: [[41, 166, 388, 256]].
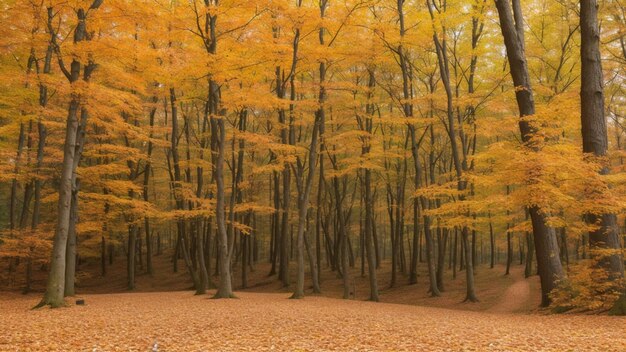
[[487, 268, 531, 314], [1, 249, 541, 313], [1, 291, 624, 351]]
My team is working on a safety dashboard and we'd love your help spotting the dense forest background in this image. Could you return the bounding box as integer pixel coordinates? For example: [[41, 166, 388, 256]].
[[0, 0, 625, 313]]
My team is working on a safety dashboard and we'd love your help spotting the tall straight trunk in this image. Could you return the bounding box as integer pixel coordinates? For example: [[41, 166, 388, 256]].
[[37, 3, 103, 308], [25, 41, 52, 294], [461, 227, 478, 302], [449, 230, 454, 269], [191, 96, 211, 295], [436, 229, 448, 292], [143, 101, 157, 276], [233, 111, 248, 291], [428, 0, 477, 302], [100, 235, 106, 277], [398, 0, 427, 290], [9, 120, 26, 245], [360, 69, 380, 301], [495, 0, 565, 307], [194, 222, 208, 294], [580, 0, 624, 278], [525, 230, 534, 278], [309, 0, 329, 293], [274, 11, 301, 287], [292, 100, 320, 299], [18, 121, 33, 229], [64, 181, 78, 296], [241, 225, 249, 289], [519, 234, 524, 265], [331, 176, 351, 299], [303, 218, 319, 292], [360, 207, 365, 278], [489, 216, 495, 269], [211, 96, 234, 297], [65, 108, 88, 297], [471, 228, 477, 270], [169, 89, 201, 291], [269, 171, 280, 275], [506, 232, 513, 275], [505, 186, 512, 275], [127, 225, 137, 290], [203, 219, 213, 288], [560, 228, 569, 268], [452, 229, 458, 279], [315, 165, 324, 278], [137, 232, 143, 270], [211, 93, 234, 298], [424, 215, 440, 296], [387, 183, 397, 287], [460, 237, 465, 271], [373, 211, 381, 269], [341, 217, 350, 300], [409, 199, 419, 285], [278, 100, 292, 288], [196, 5, 233, 298], [32, 116, 46, 231]]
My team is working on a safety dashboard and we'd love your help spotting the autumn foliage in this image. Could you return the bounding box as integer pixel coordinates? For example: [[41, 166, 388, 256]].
[[0, 0, 625, 313]]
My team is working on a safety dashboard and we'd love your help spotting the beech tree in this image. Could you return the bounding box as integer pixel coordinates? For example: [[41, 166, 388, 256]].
[[579, 0, 624, 278], [36, 0, 105, 308], [0, 0, 624, 313], [495, 0, 565, 307]]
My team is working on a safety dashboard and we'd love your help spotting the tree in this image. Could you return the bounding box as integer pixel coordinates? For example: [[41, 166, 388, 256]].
[[36, 0, 104, 308], [579, 0, 624, 278], [494, 0, 566, 307]]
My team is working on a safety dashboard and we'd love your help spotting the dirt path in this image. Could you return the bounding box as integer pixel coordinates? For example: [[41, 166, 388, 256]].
[[488, 269, 531, 314], [2, 291, 625, 351]]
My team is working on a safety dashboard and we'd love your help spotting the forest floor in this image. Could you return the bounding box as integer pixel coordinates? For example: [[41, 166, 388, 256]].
[[487, 268, 532, 314], [1, 290, 625, 351], [2, 254, 625, 350], [1, 250, 542, 313]]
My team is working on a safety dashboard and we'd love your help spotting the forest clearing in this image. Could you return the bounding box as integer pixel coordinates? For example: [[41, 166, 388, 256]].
[[1, 0, 626, 350]]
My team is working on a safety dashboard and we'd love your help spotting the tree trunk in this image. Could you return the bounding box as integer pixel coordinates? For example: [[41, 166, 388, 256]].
[[436, 229, 447, 292], [36, 68, 78, 307], [506, 232, 513, 275], [428, 0, 477, 302], [580, 0, 625, 278], [26, 41, 52, 294], [65, 107, 88, 297], [409, 199, 419, 285], [127, 225, 137, 290], [525, 231, 534, 278], [292, 85, 320, 299], [489, 217, 495, 269], [462, 227, 478, 302], [452, 229, 458, 279], [495, 0, 565, 306], [361, 69, 379, 301], [36, 4, 102, 308], [424, 215, 440, 296], [64, 185, 78, 296]]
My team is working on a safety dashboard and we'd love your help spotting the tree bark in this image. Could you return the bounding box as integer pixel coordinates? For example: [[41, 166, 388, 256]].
[[361, 69, 380, 301], [427, 0, 477, 301], [580, 0, 625, 278], [37, 2, 103, 308], [495, 0, 565, 307]]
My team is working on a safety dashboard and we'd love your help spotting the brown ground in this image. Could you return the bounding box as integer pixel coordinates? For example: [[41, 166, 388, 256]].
[[1, 250, 542, 313], [1, 290, 625, 351], [487, 268, 531, 314], [2, 253, 624, 351]]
